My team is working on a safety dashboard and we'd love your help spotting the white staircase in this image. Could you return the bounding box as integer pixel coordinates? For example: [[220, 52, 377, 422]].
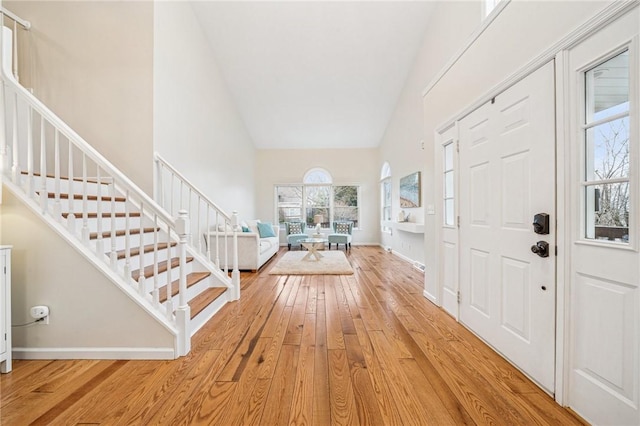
[[0, 21, 239, 358]]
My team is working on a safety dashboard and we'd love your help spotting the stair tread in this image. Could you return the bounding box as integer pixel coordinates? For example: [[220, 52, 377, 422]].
[[62, 212, 141, 218], [39, 192, 126, 202], [90, 227, 158, 240], [115, 242, 177, 260], [131, 256, 194, 281], [188, 287, 227, 320], [158, 272, 211, 304]]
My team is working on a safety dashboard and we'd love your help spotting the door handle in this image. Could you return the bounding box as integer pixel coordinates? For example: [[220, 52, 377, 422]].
[[531, 241, 549, 258]]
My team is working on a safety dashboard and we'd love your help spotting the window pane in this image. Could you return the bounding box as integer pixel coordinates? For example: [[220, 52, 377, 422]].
[[277, 186, 302, 224], [585, 182, 629, 242], [444, 143, 454, 171], [306, 186, 330, 228], [304, 169, 332, 184], [585, 50, 629, 123], [335, 186, 359, 228], [445, 199, 455, 226], [383, 180, 391, 208], [444, 171, 454, 198], [585, 116, 629, 181]]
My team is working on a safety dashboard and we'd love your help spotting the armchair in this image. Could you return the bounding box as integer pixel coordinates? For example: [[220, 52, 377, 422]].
[[328, 221, 353, 251], [285, 221, 308, 250]]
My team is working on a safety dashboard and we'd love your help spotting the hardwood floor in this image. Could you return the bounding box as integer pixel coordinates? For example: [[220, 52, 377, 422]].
[[1, 246, 585, 425]]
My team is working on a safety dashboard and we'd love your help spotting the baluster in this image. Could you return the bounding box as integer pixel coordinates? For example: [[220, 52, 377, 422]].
[[12, 21, 18, 82], [95, 167, 103, 256], [180, 181, 184, 211], [213, 211, 220, 269], [205, 205, 211, 262], [109, 181, 117, 269], [152, 215, 159, 308], [230, 211, 240, 300], [170, 174, 174, 217], [137, 202, 146, 296], [39, 116, 47, 213], [156, 161, 164, 209], [11, 92, 19, 183], [26, 106, 33, 195], [53, 130, 61, 219], [188, 188, 193, 245], [165, 226, 173, 321], [175, 210, 191, 356], [124, 189, 131, 280], [197, 196, 202, 253], [81, 154, 89, 243], [67, 141, 75, 234]]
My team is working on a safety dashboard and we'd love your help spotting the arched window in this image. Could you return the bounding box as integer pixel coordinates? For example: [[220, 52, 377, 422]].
[[275, 168, 360, 229], [381, 163, 392, 232]]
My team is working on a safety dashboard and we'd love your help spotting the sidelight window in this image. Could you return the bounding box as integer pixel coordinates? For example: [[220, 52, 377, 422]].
[[583, 50, 630, 243]]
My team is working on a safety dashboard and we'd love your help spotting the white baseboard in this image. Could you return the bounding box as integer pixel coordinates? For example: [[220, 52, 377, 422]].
[[13, 347, 176, 360]]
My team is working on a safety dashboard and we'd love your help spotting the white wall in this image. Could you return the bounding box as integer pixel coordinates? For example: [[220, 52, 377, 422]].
[[153, 2, 256, 218], [378, 1, 482, 265], [0, 191, 174, 355], [420, 0, 609, 298], [4, 1, 155, 194], [255, 148, 379, 246]]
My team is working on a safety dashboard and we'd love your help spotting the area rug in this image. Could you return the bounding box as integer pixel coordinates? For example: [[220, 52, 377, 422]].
[[269, 250, 354, 275]]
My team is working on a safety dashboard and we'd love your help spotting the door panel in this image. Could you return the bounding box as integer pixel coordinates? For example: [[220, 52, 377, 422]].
[[459, 61, 556, 393]]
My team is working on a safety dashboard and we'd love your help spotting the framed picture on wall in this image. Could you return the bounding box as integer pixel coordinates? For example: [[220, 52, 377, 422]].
[[400, 171, 421, 208]]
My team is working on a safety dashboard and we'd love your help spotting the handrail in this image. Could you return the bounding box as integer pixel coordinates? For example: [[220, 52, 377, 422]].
[[1, 9, 31, 30], [154, 152, 231, 223], [154, 153, 240, 300]]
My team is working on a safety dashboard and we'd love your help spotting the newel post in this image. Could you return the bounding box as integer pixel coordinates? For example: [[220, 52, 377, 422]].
[[230, 211, 241, 300], [175, 209, 191, 356]]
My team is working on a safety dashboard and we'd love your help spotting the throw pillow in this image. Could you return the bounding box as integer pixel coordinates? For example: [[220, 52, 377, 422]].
[[288, 222, 302, 234], [242, 226, 251, 233], [336, 223, 350, 234], [257, 222, 276, 238]]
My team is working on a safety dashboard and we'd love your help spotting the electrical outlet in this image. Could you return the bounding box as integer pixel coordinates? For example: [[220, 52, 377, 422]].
[[30, 305, 49, 324]]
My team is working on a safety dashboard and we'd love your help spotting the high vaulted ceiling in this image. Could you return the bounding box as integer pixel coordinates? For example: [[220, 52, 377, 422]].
[[191, 1, 437, 150]]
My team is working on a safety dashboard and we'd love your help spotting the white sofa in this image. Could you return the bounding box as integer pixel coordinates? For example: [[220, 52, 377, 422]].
[[204, 221, 279, 271]]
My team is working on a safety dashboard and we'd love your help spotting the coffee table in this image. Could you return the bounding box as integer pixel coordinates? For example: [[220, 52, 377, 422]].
[[300, 238, 328, 261]]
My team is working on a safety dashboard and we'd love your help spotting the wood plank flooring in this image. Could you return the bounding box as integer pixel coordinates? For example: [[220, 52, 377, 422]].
[[0, 246, 585, 425]]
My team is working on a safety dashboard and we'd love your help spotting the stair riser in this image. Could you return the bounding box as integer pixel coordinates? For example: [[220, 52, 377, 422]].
[[66, 216, 147, 233], [97, 232, 171, 253], [160, 276, 212, 308], [138, 263, 195, 293], [55, 199, 128, 215], [114, 248, 172, 272]]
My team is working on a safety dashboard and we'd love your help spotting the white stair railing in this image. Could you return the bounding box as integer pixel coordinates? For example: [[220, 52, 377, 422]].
[[154, 153, 240, 300], [0, 24, 193, 356]]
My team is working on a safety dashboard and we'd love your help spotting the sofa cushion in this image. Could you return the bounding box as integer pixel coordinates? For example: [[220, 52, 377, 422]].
[[257, 222, 276, 238], [259, 238, 276, 255]]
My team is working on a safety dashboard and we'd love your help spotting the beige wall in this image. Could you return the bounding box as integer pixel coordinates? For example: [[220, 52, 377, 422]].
[[5, 1, 154, 194], [153, 2, 257, 217], [420, 0, 609, 298], [255, 148, 379, 245], [378, 1, 482, 264], [0, 190, 174, 354]]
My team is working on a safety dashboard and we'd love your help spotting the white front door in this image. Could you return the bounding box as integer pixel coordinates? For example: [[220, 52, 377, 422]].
[[566, 8, 639, 424], [458, 61, 556, 393]]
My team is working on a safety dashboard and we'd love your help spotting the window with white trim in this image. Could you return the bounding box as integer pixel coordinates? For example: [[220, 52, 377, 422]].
[[583, 49, 630, 243], [275, 168, 360, 229], [380, 163, 392, 233]]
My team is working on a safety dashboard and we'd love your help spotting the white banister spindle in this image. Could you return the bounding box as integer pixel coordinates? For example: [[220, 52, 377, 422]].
[[81, 154, 89, 243], [12, 21, 18, 82], [53, 130, 61, 219], [215, 211, 221, 269], [175, 209, 191, 356], [170, 175, 174, 217], [26, 106, 33, 195], [196, 196, 202, 252], [67, 141, 75, 234], [39, 116, 47, 213], [165, 228, 173, 321], [11, 92, 19, 183], [230, 211, 240, 300], [109, 182, 117, 269], [138, 202, 145, 296], [205, 206, 211, 261], [152, 215, 159, 307], [96, 167, 103, 256], [124, 189, 131, 280]]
